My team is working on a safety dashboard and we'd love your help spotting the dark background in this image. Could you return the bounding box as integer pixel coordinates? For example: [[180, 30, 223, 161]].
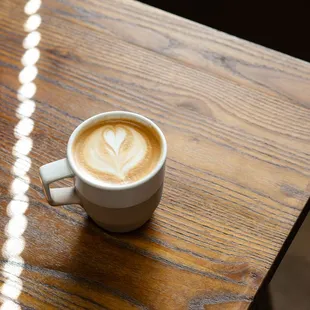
[[140, 0, 309, 62]]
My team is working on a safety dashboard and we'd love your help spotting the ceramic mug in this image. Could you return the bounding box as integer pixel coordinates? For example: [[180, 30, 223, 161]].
[[39, 111, 167, 232]]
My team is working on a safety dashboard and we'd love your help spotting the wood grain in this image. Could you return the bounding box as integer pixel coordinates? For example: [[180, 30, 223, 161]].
[[0, 0, 310, 309], [41, 0, 310, 107]]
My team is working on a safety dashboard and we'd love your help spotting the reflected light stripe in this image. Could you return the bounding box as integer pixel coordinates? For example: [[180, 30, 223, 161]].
[[24, 14, 41, 32], [5, 216, 28, 238], [16, 100, 36, 119], [1, 0, 41, 308], [19, 66, 38, 84], [1, 278, 23, 300], [14, 117, 34, 138], [12, 137, 33, 156], [21, 48, 40, 66], [17, 83, 37, 101], [24, 0, 42, 15], [23, 31, 41, 49], [2, 257, 25, 279], [7, 198, 29, 217], [1, 300, 22, 310], [10, 178, 30, 197], [2, 239, 25, 259], [12, 158, 32, 177]]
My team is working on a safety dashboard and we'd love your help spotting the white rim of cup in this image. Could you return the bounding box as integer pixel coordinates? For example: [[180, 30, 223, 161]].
[[67, 111, 167, 190]]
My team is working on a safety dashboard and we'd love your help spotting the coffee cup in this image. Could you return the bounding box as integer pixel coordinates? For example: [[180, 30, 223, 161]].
[[39, 111, 167, 232]]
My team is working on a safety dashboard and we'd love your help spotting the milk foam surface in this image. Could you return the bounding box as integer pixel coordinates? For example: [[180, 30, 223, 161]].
[[73, 119, 161, 185]]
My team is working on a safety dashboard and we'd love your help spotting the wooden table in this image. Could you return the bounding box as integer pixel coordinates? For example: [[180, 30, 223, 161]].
[[1, 0, 310, 309]]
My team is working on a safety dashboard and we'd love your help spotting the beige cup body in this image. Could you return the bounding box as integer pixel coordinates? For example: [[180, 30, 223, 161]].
[[74, 164, 165, 232], [78, 183, 163, 232]]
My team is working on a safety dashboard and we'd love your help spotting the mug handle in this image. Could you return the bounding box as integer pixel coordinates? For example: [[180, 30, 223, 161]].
[[39, 158, 81, 206]]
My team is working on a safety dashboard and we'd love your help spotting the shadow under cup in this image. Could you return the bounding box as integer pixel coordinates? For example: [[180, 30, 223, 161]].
[[68, 111, 167, 233]]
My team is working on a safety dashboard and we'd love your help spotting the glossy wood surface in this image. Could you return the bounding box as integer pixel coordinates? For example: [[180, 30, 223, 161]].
[[0, 0, 310, 309]]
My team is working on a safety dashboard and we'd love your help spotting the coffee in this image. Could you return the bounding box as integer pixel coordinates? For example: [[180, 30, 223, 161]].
[[73, 118, 161, 185]]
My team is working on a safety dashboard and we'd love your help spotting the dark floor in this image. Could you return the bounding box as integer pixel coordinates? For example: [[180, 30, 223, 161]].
[[139, 1, 310, 308], [269, 213, 310, 309], [255, 213, 310, 309]]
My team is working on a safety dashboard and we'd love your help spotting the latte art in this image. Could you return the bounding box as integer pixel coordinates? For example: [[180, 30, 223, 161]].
[[85, 126, 147, 179], [73, 119, 161, 185]]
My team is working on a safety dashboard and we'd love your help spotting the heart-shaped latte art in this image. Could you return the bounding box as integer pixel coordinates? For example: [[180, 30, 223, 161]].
[[82, 124, 148, 180], [104, 127, 126, 155]]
